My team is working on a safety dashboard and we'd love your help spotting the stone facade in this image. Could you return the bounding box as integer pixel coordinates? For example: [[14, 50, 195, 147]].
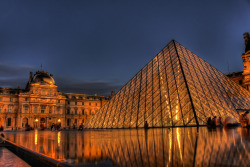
[[227, 32, 250, 91], [227, 51, 250, 91], [0, 71, 109, 130], [241, 50, 250, 91]]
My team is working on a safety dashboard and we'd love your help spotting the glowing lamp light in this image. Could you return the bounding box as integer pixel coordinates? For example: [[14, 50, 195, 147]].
[[35, 119, 38, 122], [58, 119, 61, 122]]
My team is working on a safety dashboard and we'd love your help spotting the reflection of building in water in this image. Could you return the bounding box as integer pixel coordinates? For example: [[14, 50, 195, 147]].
[[6, 131, 105, 163], [0, 71, 109, 130], [4, 128, 250, 166]]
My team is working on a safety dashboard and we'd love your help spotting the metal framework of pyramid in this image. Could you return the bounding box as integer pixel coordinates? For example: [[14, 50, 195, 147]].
[[85, 41, 250, 129]]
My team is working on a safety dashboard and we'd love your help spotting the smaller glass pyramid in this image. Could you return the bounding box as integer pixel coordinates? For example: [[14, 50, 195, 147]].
[[85, 41, 250, 129]]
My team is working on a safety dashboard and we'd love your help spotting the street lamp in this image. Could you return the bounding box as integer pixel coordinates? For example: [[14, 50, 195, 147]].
[[58, 119, 61, 122], [35, 118, 38, 129]]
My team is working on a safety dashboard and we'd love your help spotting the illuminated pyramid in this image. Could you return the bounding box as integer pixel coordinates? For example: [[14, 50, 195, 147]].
[[85, 41, 250, 129]]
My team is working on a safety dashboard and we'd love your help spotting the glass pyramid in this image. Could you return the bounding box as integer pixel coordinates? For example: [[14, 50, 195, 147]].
[[85, 40, 250, 129]]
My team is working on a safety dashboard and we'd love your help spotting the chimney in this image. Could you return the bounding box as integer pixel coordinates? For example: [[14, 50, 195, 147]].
[[29, 72, 33, 82], [111, 90, 115, 98], [243, 32, 250, 53]]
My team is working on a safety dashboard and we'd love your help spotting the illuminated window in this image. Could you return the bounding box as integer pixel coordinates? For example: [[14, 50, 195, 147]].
[[35, 88, 38, 94], [57, 107, 60, 114], [24, 105, 28, 113], [49, 90, 52, 95], [8, 106, 12, 113], [34, 106, 37, 113], [49, 107, 52, 114], [41, 105, 46, 113]]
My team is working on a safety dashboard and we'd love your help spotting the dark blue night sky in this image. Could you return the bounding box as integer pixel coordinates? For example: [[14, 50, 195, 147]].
[[0, 0, 250, 96]]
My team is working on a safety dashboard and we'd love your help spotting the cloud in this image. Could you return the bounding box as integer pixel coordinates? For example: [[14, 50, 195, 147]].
[[0, 63, 34, 77], [0, 65, 122, 96], [55, 76, 122, 96], [0, 63, 35, 88], [0, 76, 28, 88]]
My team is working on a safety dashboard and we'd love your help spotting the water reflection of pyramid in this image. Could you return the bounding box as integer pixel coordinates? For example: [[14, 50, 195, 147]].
[[85, 40, 250, 129]]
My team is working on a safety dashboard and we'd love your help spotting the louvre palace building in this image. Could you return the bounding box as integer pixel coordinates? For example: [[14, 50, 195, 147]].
[[0, 71, 109, 130]]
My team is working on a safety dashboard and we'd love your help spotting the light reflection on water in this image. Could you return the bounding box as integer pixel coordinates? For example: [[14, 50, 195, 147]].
[[3, 127, 250, 166]]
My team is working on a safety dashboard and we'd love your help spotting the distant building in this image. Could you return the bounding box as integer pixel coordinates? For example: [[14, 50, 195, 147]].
[[0, 71, 109, 130]]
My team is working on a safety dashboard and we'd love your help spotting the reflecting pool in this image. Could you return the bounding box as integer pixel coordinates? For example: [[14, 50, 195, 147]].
[[3, 127, 250, 166]]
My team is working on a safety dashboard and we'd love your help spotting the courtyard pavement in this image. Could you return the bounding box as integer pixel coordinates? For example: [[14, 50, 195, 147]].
[[0, 147, 30, 167]]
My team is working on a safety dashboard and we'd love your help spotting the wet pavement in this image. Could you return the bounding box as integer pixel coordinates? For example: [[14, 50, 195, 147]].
[[0, 147, 30, 167]]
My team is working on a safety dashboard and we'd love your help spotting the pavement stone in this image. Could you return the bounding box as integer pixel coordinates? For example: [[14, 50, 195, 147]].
[[0, 147, 30, 167]]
